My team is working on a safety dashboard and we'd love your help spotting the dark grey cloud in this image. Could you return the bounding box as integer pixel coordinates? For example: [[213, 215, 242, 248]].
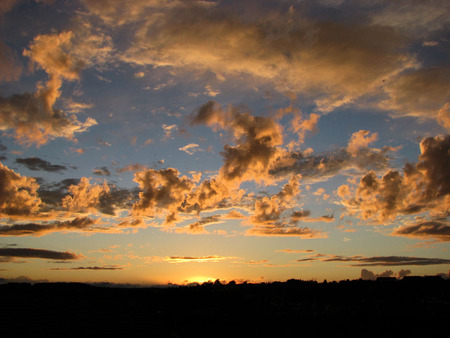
[[323, 255, 450, 266], [49, 266, 123, 271], [0, 247, 81, 260], [15, 157, 67, 172], [37, 178, 80, 207], [392, 220, 450, 242], [0, 217, 96, 236]]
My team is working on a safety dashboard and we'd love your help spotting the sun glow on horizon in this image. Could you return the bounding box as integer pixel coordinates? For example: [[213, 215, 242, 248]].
[[182, 276, 215, 285]]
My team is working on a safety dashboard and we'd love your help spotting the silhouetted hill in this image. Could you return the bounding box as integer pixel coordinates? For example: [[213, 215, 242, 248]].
[[1, 278, 448, 337]]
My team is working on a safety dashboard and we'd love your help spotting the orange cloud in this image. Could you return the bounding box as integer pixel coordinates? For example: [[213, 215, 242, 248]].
[[62, 178, 110, 214], [246, 174, 326, 237], [174, 215, 222, 234], [247, 226, 325, 238], [163, 255, 234, 264], [191, 101, 283, 184], [249, 174, 301, 226], [121, 2, 414, 112], [276, 249, 315, 253], [0, 162, 41, 218], [339, 135, 450, 223], [116, 163, 147, 173], [380, 68, 450, 130], [132, 168, 194, 224], [81, 0, 181, 25], [0, 32, 97, 146], [347, 130, 378, 157]]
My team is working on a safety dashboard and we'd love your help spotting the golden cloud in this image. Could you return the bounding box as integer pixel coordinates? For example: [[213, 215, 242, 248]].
[[339, 135, 450, 223], [0, 162, 41, 218]]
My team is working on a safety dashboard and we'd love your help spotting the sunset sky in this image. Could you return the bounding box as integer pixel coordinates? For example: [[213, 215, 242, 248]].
[[0, 0, 449, 285]]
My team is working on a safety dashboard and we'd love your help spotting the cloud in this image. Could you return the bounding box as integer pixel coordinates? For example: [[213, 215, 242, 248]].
[[62, 178, 111, 214], [1, 20, 112, 145], [245, 174, 326, 237], [372, 0, 450, 37], [93, 167, 111, 176], [0, 217, 97, 236], [270, 130, 395, 183], [289, 112, 320, 148], [0, 31, 98, 146], [181, 176, 244, 214], [81, 0, 181, 25], [15, 157, 67, 172], [0, 247, 81, 260], [174, 215, 223, 234], [23, 31, 83, 81], [116, 163, 147, 173], [132, 168, 194, 224], [380, 68, 450, 130], [120, 2, 415, 112], [38, 176, 136, 219], [397, 269, 412, 279], [0, 0, 20, 17], [81, 0, 447, 127], [276, 249, 315, 253], [0, 40, 22, 82], [317, 255, 450, 266], [301, 215, 335, 223], [359, 268, 411, 280], [224, 210, 246, 219], [179, 143, 200, 155], [35, 178, 78, 207], [0, 92, 97, 147], [191, 101, 283, 184], [163, 255, 233, 263], [247, 226, 325, 237], [63, 100, 94, 114], [249, 175, 300, 226], [360, 269, 394, 281], [50, 265, 123, 271], [338, 135, 450, 223], [0, 162, 42, 218], [161, 124, 178, 141], [392, 220, 450, 242], [347, 130, 379, 157]]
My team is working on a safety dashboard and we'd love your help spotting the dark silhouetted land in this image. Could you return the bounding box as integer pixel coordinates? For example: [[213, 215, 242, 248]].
[[1, 277, 448, 337]]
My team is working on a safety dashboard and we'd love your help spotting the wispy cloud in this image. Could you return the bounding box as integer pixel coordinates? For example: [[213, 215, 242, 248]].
[[163, 255, 235, 264], [298, 254, 450, 266]]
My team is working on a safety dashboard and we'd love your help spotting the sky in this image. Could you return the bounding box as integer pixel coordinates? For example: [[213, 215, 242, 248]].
[[0, 0, 449, 286]]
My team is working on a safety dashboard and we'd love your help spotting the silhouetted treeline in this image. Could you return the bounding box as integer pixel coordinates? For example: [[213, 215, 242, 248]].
[[1, 278, 448, 337]]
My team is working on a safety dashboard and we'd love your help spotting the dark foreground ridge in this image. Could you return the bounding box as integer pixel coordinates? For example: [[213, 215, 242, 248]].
[[1, 277, 448, 337]]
